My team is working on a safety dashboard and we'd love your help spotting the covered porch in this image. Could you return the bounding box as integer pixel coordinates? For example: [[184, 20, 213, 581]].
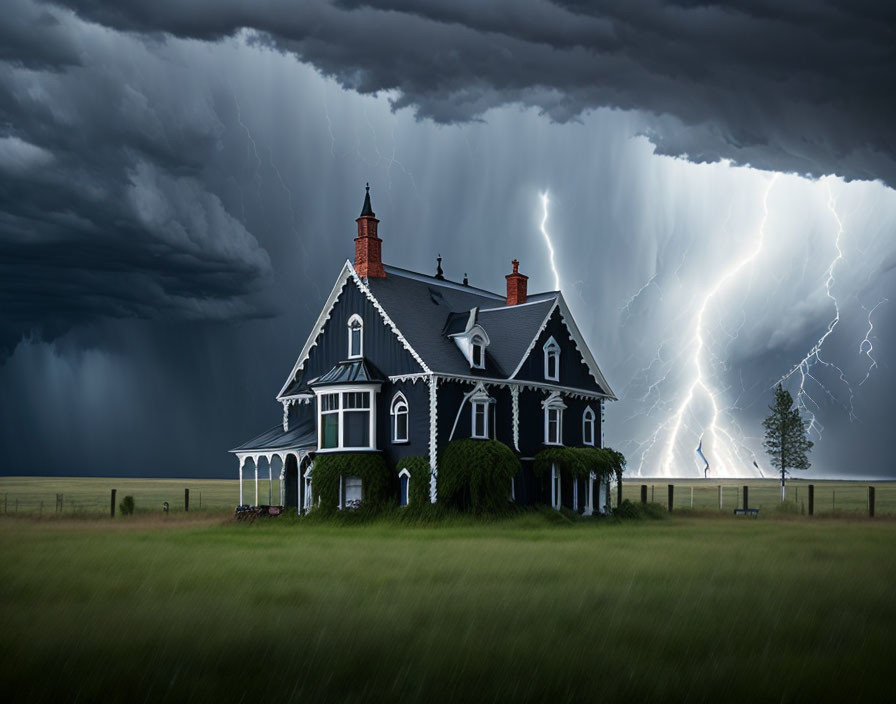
[[229, 419, 316, 513]]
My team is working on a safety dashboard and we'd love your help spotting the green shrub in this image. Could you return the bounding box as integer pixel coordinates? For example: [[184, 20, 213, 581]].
[[775, 499, 801, 515], [613, 499, 666, 520], [310, 453, 392, 513], [438, 438, 520, 514], [119, 496, 135, 516], [395, 455, 431, 507], [533, 447, 622, 480]]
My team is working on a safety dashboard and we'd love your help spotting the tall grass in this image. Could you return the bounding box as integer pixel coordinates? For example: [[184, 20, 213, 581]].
[[1, 514, 894, 702]]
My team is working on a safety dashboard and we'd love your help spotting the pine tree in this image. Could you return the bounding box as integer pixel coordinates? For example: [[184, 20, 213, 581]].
[[762, 384, 813, 501]]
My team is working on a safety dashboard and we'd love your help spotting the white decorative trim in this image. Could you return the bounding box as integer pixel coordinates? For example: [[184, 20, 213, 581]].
[[428, 375, 438, 503], [277, 261, 354, 400], [398, 468, 411, 506], [314, 384, 379, 451], [507, 294, 617, 400], [543, 391, 566, 446], [393, 372, 612, 400], [511, 386, 520, 451], [350, 267, 432, 374]]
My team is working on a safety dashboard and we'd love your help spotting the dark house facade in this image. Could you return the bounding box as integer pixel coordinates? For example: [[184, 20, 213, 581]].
[[230, 186, 617, 513]]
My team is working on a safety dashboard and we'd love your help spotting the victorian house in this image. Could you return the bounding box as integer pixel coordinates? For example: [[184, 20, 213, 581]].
[[230, 186, 617, 513]]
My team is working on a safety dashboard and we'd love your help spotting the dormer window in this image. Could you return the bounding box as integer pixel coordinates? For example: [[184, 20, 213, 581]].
[[544, 337, 560, 382], [543, 392, 566, 446], [583, 406, 596, 446], [471, 334, 486, 369], [347, 314, 363, 358]]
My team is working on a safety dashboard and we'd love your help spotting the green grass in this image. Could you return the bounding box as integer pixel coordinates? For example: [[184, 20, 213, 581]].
[[1, 512, 894, 702]]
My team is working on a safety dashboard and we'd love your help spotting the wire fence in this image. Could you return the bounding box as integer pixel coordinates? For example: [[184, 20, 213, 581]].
[[0, 477, 238, 518], [619, 480, 896, 516]]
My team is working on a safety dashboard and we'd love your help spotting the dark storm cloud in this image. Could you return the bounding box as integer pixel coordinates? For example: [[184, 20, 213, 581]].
[[46, 0, 896, 186], [0, 0, 273, 355]]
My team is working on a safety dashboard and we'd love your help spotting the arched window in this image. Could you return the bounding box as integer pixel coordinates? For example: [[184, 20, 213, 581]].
[[391, 392, 409, 443], [471, 334, 486, 369], [543, 392, 566, 445], [543, 336, 560, 382], [398, 468, 411, 506], [583, 406, 596, 446], [347, 314, 363, 358]]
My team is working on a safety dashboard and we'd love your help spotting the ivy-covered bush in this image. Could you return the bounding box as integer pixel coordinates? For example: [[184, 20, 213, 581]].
[[395, 455, 431, 506], [533, 447, 624, 479], [311, 453, 392, 513], [438, 438, 520, 514]]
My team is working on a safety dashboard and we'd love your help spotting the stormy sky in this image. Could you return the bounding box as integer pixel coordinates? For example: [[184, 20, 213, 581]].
[[2, 0, 894, 479]]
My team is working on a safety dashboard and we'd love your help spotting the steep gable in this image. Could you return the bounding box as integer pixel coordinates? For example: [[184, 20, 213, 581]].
[[511, 296, 616, 398]]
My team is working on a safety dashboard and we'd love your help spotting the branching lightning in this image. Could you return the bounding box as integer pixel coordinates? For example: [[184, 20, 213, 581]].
[[540, 191, 561, 291], [859, 299, 887, 385], [776, 180, 855, 436]]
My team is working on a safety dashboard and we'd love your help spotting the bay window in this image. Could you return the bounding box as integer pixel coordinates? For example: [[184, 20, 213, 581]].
[[316, 385, 377, 451]]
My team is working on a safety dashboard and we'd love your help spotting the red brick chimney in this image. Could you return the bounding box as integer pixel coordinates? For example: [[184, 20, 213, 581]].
[[505, 259, 528, 305], [354, 183, 385, 278]]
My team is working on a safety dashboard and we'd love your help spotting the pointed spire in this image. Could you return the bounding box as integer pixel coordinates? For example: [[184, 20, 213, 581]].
[[360, 182, 375, 217], [435, 254, 445, 280], [463, 273, 469, 286]]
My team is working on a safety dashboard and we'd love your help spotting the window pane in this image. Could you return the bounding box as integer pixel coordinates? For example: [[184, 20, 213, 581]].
[[344, 410, 370, 447], [395, 412, 408, 441], [399, 475, 409, 506], [321, 394, 339, 412], [473, 403, 486, 437], [322, 413, 339, 448], [345, 476, 362, 503], [345, 392, 369, 409], [350, 327, 361, 356]]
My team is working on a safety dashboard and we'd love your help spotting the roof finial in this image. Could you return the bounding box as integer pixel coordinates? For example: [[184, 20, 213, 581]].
[[435, 254, 445, 280], [512, 259, 519, 274], [463, 272, 469, 286], [360, 182, 375, 217]]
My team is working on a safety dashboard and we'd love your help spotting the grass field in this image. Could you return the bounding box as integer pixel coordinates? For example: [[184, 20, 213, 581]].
[[1, 510, 894, 702], [2, 476, 894, 517]]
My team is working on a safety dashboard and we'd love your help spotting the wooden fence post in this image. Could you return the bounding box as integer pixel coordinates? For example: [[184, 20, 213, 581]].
[[668, 484, 674, 512], [869, 487, 875, 518], [184, 488, 190, 512], [616, 471, 622, 508], [690, 486, 694, 508], [718, 485, 722, 510], [640, 485, 647, 504], [651, 484, 655, 503], [110, 489, 117, 518], [743, 485, 749, 510], [808, 484, 814, 516]]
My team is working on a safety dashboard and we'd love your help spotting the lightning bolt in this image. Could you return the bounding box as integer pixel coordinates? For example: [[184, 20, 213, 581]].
[[232, 93, 263, 199], [540, 191, 561, 291], [859, 299, 887, 385], [655, 174, 779, 477], [776, 179, 855, 436]]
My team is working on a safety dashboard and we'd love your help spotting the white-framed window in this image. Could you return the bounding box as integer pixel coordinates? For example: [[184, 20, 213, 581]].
[[543, 392, 566, 445], [543, 336, 560, 382], [551, 463, 561, 510], [347, 314, 363, 358], [583, 406, 596, 446], [471, 334, 486, 369], [315, 385, 378, 451], [344, 476, 362, 507], [390, 392, 409, 443], [472, 400, 489, 438], [398, 468, 410, 506]]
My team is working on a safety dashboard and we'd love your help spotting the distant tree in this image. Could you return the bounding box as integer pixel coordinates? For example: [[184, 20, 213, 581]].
[[762, 384, 813, 501]]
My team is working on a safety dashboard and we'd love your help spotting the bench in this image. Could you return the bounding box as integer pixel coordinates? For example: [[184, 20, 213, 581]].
[[733, 508, 759, 518]]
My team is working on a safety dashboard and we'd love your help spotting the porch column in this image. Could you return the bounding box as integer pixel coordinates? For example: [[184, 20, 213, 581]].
[[268, 457, 273, 504], [254, 462, 259, 506], [238, 457, 244, 506]]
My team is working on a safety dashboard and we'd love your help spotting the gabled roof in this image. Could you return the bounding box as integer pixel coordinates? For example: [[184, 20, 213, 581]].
[[276, 261, 615, 400], [311, 359, 385, 388]]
